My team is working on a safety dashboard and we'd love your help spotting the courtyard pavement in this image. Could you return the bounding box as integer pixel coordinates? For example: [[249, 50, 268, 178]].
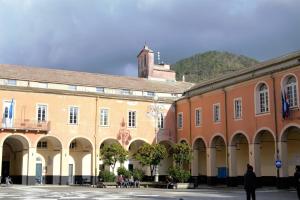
[[0, 185, 297, 200]]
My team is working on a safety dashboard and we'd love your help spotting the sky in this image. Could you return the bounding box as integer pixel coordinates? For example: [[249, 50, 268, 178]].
[[0, 0, 299, 77]]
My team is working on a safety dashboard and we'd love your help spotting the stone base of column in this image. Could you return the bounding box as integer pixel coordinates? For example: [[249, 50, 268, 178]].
[[60, 176, 69, 185], [207, 176, 217, 185], [27, 176, 36, 185], [276, 177, 290, 189]]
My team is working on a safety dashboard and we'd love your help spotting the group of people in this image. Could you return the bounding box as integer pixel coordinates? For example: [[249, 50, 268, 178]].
[[116, 174, 140, 188], [245, 164, 300, 200]]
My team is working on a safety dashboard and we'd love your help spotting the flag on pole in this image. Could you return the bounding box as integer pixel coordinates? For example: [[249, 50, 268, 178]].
[[281, 90, 289, 119], [8, 99, 14, 119]]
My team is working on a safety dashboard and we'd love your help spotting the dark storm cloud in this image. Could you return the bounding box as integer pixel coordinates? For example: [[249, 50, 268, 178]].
[[0, 0, 299, 77]]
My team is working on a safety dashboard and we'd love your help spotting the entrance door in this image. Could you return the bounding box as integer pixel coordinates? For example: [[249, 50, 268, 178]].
[[2, 100, 14, 128], [36, 163, 42, 184], [68, 164, 73, 185], [1, 161, 10, 183]]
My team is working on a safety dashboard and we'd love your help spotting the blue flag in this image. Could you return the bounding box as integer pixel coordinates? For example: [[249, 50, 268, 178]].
[[8, 99, 14, 119], [281, 91, 289, 119]]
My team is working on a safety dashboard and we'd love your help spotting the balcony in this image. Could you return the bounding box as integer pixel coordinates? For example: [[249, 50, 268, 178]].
[[0, 118, 50, 133]]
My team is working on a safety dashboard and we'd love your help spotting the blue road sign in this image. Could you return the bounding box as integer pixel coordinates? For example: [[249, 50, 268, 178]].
[[275, 160, 282, 169]]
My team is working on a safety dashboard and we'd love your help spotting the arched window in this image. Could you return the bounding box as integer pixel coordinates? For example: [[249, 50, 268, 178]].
[[285, 76, 298, 107], [257, 83, 269, 113]]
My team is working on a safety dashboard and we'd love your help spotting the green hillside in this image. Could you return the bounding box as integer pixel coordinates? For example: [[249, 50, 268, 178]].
[[171, 51, 259, 83]]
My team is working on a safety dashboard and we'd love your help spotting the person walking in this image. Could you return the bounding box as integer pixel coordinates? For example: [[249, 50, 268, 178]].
[[294, 165, 300, 199], [244, 164, 256, 200]]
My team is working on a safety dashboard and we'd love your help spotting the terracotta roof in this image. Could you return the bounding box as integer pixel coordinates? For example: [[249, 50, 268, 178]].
[[0, 64, 193, 93]]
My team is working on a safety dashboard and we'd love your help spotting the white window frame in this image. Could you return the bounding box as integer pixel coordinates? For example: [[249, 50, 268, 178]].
[[195, 108, 202, 127], [36, 104, 48, 122], [128, 110, 136, 128], [257, 83, 269, 114], [233, 98, 242, 120], [96, 87, 104, 93], [69, 106, 79, 125], [157, 113, 164, 129], [68, 85, 77, 91], [100, 108, 109, 127], [285, 76, 298, 108], [213, 103, 221, 123], [7, 79, 17, 86], [177, 112, 183, 129]]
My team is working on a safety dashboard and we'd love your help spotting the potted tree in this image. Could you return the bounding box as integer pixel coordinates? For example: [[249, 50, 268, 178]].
[[134, 143, 167, 182], [169, 142, 193, 189]]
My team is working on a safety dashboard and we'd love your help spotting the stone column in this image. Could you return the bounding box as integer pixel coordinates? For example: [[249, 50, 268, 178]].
[[60, 148, 69, 185], [206, 147, 216, 185], [278, 141, 289, 188], [191, 149, 199, 176], [27, 147, 37, 185], [228, 145, 237, 186], [0, 146, 2, 183], [249, 143, 261, 177]]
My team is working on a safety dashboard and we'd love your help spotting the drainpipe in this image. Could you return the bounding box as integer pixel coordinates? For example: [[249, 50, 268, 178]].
[[94, 97, 99, 186], [223, 89, 230, 186], [271, 75, 280, 187]]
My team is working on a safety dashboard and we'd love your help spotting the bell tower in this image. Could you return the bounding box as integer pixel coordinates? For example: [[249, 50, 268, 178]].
[[137, 45, 155, 79]]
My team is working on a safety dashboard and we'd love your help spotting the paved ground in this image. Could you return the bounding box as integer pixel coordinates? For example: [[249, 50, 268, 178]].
[[0, 185, 297, 200]]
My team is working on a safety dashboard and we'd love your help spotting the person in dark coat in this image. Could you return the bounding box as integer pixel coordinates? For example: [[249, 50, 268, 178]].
[[244, 164, 256, 200], [294, 165, 300, 199]]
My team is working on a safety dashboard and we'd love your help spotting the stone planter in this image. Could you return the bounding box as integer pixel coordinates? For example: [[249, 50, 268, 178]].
[[175, 182, 194, 189]]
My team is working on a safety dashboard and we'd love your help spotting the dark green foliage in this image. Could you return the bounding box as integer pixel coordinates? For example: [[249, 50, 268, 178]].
[[132, 168, 145, 181], [171, 51, 258, 83], [168, 143, 192, 183], [168, 166, 190, 183], [134, 143, 167, 177], [100, 143, 128, 171], [117, 166, 131, 178], [98, 170, 115, 182]]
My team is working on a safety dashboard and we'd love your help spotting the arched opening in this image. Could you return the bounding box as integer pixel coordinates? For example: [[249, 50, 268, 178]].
[[99, 139, 122, 174], [2, 135, 29, 184], [229, 133, 249, 185], [254, 130, 276, 186], [36, 136, 62, 184], [192, 138, 207, 185], [158, 140, 173, 179], [69, 137, 93, 185], [128, 140, 148, 177], [281, 126, 300, 180], [210, 135, 226, 184]]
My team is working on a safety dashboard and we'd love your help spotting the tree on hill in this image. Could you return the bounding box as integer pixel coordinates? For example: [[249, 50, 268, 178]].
[[171, 51, 258, 83]]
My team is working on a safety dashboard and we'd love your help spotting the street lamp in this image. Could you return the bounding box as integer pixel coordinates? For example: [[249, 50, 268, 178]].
[[148, 95, 160, 182]]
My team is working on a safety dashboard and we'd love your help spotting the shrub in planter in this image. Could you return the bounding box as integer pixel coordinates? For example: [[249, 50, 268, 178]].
[[99, 170, 115, 182], [132, 168, 144, 181], [168, 166, 190, 183], [117, 166, 131, 178]]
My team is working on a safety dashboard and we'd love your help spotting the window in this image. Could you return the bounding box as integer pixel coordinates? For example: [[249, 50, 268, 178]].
[[286, 76, 298, 107], [121, 89, 131, 95], [37, 141, 47, 149], [100, 108, 109, 126], [145, 91, 155, 97], [213, 104, 220, 122], [157, 113, 164, 129], [177, 112, 183, 129], [234, 99, 242, 119], [69, 106, 78, 124], [258, 83, 269, 113], [7, 79, 16, 86], [4, 107, 8, 118], [68, 85, 77, 91], [128, 111, 136, 128], [96, 87, 104, 93], [37, 104, 47, 122], [195, 108, 202, 127]]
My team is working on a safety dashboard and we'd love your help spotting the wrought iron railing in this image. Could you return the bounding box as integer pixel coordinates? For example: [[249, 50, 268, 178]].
[[0, 118, 50, 132]]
